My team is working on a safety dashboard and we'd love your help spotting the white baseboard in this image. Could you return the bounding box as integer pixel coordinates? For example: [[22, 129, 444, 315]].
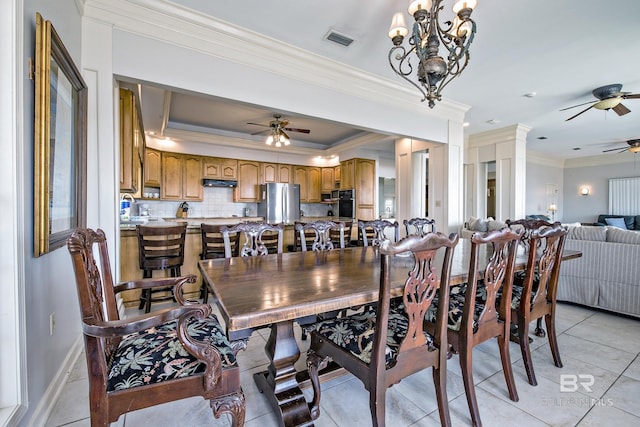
[[26, 336, 83, 427]]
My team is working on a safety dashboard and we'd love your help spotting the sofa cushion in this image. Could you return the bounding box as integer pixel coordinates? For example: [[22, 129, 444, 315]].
[[597, 215, 635, 230], [567, 225, 607, 241], [606, 227, 640, 244], [605, 217, 628, 229], [636, 216, 640, 231]]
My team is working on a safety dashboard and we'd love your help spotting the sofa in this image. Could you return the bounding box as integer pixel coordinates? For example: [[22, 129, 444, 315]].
[[595, 214, 640, 230], [460, 215, 550, 239], [557, 225, 640, 318]]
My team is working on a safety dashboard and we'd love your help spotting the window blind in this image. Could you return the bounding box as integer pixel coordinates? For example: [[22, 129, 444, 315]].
[[609, 177, 640, 215]]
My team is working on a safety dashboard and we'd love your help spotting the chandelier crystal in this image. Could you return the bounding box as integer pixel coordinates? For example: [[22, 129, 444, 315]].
[[388, 0, 478, 108]]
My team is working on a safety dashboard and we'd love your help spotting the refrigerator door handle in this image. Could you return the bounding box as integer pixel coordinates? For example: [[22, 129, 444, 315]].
[[283, 188, 288, 223]]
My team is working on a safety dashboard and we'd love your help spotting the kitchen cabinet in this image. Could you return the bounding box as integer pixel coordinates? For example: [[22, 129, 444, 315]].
[[234, 160, 260, 202], [340, 159, 355, 190], [334, 165, 341, 185], [144, 148, 161, 188], [203, 157, 237, 180], [307, 167, 322, 202], [161, 152, 203, 201], [278, 164, 292, 183], [119, 88, 143, 193], [293, 166, 308, 202], [261, 163, 278, 183], [355, 158, 376, 220], [321, 167, 335, 193]]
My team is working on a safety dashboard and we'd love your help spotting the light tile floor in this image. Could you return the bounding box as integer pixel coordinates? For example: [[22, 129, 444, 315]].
[[46, 303, 640, 426]]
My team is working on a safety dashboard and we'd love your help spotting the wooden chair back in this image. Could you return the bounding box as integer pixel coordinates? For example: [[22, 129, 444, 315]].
[[403, 217, 436, 236], [137, 223, 187, 274], [357, 219, 399, 247], [67, 228, 246, 426], [507, 220, 568, 386], [307, 232, 459, 426], [200, 223, 239, 260], [221, 222, 284, 257], [295, 220, 345, 251]]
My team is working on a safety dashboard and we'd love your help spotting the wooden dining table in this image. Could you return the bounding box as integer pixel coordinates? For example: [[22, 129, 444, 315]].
[[198, 240, 581, 427]]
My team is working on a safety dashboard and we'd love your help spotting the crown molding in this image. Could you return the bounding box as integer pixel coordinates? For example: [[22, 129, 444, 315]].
[[81, 0, 469, 124], [467, 123, 532, 147], [526, 151, 565, 168]]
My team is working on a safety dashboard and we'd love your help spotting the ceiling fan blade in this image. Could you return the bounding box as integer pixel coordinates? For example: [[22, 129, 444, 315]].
[[623, 93, 640, 99], [559, 99, 597, 111], [565, 104, 595, 121], [602, 146, 628, 153], [279, 120, 289, 128], [283, 127, 311, 134], [250, 129, 270, 135], [247, 122, 269, 127], [280, 130, 291, 140], [612, 103, 631, 116]]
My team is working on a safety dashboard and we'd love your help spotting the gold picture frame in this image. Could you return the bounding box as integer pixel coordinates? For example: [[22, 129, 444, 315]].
[[34, 13, 87, 257]]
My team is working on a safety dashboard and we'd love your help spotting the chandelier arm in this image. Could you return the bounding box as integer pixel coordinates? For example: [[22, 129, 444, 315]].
[[388, 46, 428, 102]]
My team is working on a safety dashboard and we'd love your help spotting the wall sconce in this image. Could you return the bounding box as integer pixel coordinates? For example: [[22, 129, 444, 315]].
[[580, 186, 590, 196]]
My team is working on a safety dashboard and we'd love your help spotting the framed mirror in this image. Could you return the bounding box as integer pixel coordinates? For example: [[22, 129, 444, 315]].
[[34, 12, 87, 256]]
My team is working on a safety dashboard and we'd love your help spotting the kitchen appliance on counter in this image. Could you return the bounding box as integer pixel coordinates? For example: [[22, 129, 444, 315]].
[[257, 183, 300, 224], [332, 189, 355, 219]]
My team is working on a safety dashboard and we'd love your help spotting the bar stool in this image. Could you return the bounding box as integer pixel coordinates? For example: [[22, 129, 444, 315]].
[[137, 223, 187, 313], [198, 224, 240, 303]]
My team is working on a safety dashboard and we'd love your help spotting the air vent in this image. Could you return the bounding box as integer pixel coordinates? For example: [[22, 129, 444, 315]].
[[325, 30, 355, 47]]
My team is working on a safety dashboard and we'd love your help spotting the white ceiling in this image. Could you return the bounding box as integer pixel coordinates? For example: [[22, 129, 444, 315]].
[[133, 0, 640, 160]]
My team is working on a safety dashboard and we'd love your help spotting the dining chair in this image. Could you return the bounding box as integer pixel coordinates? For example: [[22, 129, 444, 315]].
[[292, 220, 317, 252], [221, 222, 284, 257], [505, 219, 569, 386], [357, 219, 399, 247], [295, 220, 345, 251], [424, 228, 520, 427], [332, 220, 353, 247], [136, 223, 187, 313], [404, 217, 436, 236], [67, 228, 246, 427], [306, 232, 460, 426], [199, 224, 240, 303]]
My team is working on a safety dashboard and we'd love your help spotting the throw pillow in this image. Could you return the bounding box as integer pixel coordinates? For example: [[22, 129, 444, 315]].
[[468, 217, 488, 232], [605, 217, 627, 230]]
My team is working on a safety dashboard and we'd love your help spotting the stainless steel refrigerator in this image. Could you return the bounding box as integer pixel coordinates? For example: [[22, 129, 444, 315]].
[[257, 183, 301, 224]]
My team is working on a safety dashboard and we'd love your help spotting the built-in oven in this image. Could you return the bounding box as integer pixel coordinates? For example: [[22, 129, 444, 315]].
[[335, 189, 355, 219]]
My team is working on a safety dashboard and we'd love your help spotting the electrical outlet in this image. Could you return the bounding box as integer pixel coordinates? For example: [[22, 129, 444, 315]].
[[50, 312, 55, 336]]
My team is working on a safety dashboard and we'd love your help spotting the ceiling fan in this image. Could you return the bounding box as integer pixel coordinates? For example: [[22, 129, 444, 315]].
[[561, 83, 640, 121], [247, 114, 310, 146], [602, 138, 640, 154]]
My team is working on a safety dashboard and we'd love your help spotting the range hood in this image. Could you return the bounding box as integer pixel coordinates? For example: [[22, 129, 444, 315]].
[[202, 179, 237, 188]]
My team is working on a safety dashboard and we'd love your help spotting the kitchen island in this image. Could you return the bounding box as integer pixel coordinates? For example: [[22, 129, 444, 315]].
[[119, 216, 355, 307]]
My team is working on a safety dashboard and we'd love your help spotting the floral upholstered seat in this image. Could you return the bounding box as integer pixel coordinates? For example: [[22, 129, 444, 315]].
[[424, 281, 496, 333], [313, 308, 435, 367], [108, 315, 237, 391]]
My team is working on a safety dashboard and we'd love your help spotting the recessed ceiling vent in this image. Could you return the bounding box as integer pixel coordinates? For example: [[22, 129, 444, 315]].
[[325, 29, 355, 47]]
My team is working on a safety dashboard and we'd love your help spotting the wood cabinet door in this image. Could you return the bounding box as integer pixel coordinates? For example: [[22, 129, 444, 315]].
[[183, 155, 203, 201], [321, 167, 335, 192], [293, 166, 308, 202], [261, 163, 278, 183], [161, 152, 183, 200], [119, 88, 139, 193], [334, 165, 341, 185], [278, 164, 292, 183], [234, 160, 260, 202], [355, 158, 376, 216], [307, 167, 322, 202], [202, 157, 221, 179], [220, 158, 238, 180], [340, 159, 355, 190], [144, 148, 162, 187]]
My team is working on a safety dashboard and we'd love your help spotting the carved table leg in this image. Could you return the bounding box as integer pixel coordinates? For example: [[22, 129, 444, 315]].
[[253, 320, 314, 427]]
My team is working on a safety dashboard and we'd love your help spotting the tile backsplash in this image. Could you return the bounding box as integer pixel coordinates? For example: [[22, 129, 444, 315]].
[[129, 187, 331, 219]]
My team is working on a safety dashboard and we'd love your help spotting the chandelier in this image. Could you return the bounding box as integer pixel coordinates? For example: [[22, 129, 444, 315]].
[[388, 0, 478, 108], [265, 115, 290, 148]]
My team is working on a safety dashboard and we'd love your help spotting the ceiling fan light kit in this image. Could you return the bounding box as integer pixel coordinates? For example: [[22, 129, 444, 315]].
[[562, 83, 640, 121], [248, 114, 309, 148], [388, 0, 477, 108]]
